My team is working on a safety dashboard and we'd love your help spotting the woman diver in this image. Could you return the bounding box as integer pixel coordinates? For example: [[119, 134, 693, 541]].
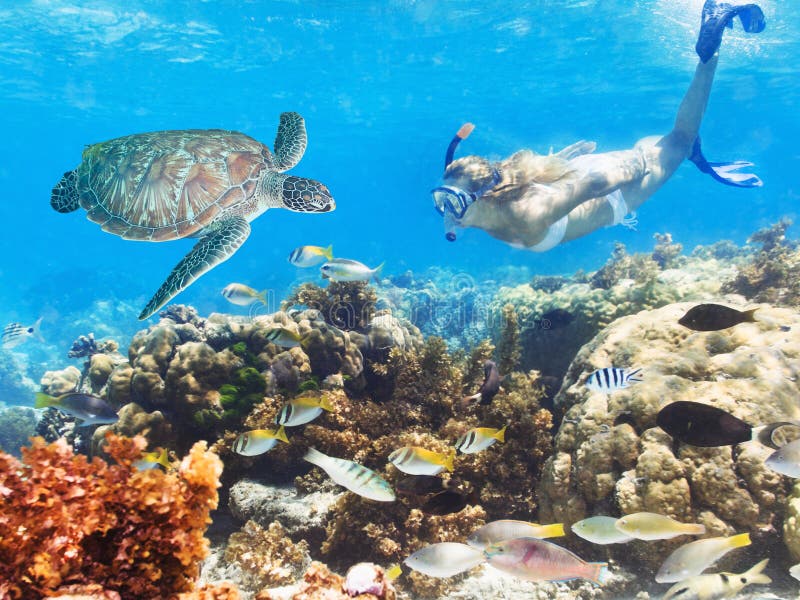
[[431, 0, 766, 249]]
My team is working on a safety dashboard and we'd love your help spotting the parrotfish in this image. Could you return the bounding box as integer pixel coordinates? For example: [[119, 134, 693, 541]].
[[388, 446, 455, 476], [231, 426, 290, 456], [133, 448, 171, 471], [614, 512, 705, 541], [462, 360, 501, 406], [678, 303, 758, 332], [221, 283, 267, 307], [403, 542, 484, 578], [264, 327, 304, 348], [570, 516, 634, 545], [467, 520, 565, 549], [586, 367, 642, 393], [455, 425, 506, 454], [320, 258, 384, 282], [483, 537, 608, 585], [303, 447, 395, 502], [2, 318, 43, 349], [656, 533, 751, 583], [662, 558, 771, 600], [288, 244, 333, 267], [34, 392, 119, 427], [656, 401, 798, 449], [275, 393, 334, 427]]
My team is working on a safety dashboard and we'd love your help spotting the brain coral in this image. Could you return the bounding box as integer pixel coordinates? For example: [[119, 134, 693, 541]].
[[537, 300, 800, 569]]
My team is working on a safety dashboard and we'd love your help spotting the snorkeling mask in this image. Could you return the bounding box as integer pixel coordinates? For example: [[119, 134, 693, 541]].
[[431, 123, 500, 241]]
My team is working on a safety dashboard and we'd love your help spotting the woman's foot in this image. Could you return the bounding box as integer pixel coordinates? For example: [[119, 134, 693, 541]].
[[695, 1, 766, 63]]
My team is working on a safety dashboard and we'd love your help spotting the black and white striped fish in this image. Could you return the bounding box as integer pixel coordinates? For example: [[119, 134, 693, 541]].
[[586, 367, 642, 393], [2, 318, 42, 349]]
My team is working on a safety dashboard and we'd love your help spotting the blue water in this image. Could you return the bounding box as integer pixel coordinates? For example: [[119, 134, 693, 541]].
[[0, 0, 797, 390]]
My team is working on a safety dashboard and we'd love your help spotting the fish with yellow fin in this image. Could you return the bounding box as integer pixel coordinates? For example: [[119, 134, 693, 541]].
[[455, 425, 506, 454], [289, 244, 333, 267], [221, 283, 267, 307], [232, 426, 290, 456], [133, 448, 171, 471], [615, 512, 705, 541], [388, 446, 455, 476], [275, 393, 334, 427], [467, 520, 565, 549], [656, 533, 751, 583], [662, 558, 771, 600], [34, 392, 118, 427]]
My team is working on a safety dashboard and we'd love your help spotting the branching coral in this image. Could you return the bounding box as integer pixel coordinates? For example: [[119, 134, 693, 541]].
[[0, 433, 222, 599], [589, 242, 661, 290]]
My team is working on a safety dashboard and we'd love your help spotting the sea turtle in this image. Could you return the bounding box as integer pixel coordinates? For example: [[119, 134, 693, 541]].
[[50, 112, 334, 319]]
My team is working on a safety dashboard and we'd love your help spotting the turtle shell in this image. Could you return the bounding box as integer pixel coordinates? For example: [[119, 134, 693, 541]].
[[77, 129, 274, 241]]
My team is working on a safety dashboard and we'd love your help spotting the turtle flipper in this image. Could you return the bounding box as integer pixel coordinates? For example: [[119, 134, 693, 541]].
[[51, 170, 80, 213], [273, 112, 307, 172], [139, 216, 251, 319]]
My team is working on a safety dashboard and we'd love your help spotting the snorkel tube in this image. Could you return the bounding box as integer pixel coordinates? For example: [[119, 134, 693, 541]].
[[441, 122, 475, 241]]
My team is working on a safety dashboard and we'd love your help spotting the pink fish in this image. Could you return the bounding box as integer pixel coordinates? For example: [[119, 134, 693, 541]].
[[484, 537, 608, 584]]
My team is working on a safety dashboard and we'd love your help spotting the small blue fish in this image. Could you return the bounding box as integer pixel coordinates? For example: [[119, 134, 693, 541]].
[[586, 368, 642, 393], [2, 318, 43, 349]]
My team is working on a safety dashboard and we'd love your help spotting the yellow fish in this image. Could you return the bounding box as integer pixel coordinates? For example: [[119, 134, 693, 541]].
[[288, 244, 333, 267], [615, 512, 705, 541], [656, 533, 751, 583], [221, 283, 267, 306], [455, 425, 506, 454], [232, 426, 290, 456], [133, 448, 170, 471], [388, 446, 455, 475], [275, 394, 334, 427], [467, 520, 565, 549]]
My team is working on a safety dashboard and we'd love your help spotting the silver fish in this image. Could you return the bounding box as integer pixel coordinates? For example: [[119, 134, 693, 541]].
[[2, 318, 43, 349], [586, 367, 642, 392], [662, 559, 771, 600], [303, 447, 394, 502], [320, 258, 384, 282], [404, 542, 484, 578]]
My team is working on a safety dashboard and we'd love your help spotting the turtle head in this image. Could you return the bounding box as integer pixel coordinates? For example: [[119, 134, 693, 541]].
[[279, 176, 335, 213]]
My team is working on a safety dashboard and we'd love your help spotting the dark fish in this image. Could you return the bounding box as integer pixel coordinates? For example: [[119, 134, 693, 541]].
[[421, 490, 471, 516], [541, 308, 574, 329], [396, 475, 448, 496], [34, 392, 119, 427], [657, 401, 800, 449], [678, 304, 757, 331], [463, 360, 501, 406]]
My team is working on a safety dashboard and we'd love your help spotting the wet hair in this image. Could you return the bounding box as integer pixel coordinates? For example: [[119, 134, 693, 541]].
[[443, 150, 576, 204]]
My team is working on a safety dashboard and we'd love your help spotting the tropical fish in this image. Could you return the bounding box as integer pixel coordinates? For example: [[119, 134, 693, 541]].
[[662, 558, 771, 600], [388, 446, 455, 476], [790, 563, 800, 581], [2, 318, 43, 349], [420, 490, 472, 516], [571, 516, 634, 545], [455, 425, 506, 454], [467, 520, 565, 549], [585, 367, 642, 393], [264, 327, 304, 348], [231, 426, 289, 456], [483, 537, 608, 585], [396, 474, 451, 496], [221, 283, 267, 307], [678, 303, 758, 332], [541, 308, 574, 329], [765, 438, 800, 478], [403, 542, 484, 578], [320, 258, 384, 282], [274, 394, 334, 427], [34, 392, 119, 427], [133, 448, 171, 471], [614, 512, 705, 541], [656, 533, 751, 583], [462, 360, 502, 406], [656, 401, 799, 449], [288, 244, 333, 267], [303, 447, 395, 502]]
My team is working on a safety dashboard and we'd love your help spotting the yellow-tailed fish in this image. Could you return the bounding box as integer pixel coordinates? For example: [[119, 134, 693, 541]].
[[231, 426, 290, 456], [388, 446, 455, 476], [34, 392, 118, 427], [221, 283, 267, 307], [2, 317, 43, 349], [303, 447, 394, 502], [265, 327, 304, 348], [571, 516, 634, 545], [484, 537, 608, 585], [662, 558, 771, 600], [133, 448, 171, 471], [385, 564, 402, 580], [467, 520, 565, 549], [403, 542, 484, 578], [289, 244, 333, 267], [275, 394, 334, 427], [320, 258, 384, 283], [455, 425, 506, 454], [614, 512, 705, 541], [656, 533, 751, 583]]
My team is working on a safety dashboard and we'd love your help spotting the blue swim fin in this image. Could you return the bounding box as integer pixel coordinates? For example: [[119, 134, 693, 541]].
[[696, 1, 766, 63], [688, 137, 763, 188]]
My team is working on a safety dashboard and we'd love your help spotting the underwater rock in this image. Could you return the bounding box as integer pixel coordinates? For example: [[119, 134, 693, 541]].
[[40, 365, 81, 395], [91, 402, 172, 457], [538, 301, 800, 569]]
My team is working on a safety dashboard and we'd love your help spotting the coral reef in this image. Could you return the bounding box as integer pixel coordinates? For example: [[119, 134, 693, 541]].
[[721, 219, 800, 306], [0, 405, 37, 457], [537, 301, 800, 573], [495, 304, 521, 376], [0, 350, 37, 406], [282, 282, 377, 331], [254, 561, 395, 600], [0, 433, 222, 599], [651, 232, 684, 269]]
